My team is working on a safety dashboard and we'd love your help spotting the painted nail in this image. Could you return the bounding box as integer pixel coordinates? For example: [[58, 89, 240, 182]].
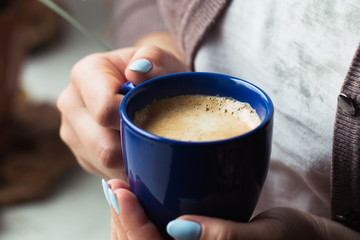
[[128, 59, 152, 73], [108, 188, 120, 214], [166, 219, 201, 240], [101, 179, 111, 207]]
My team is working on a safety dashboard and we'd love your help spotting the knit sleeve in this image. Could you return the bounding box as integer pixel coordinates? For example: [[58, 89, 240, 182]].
[[332, 42, 360, 231], [110, 0, 167, 48], [158, 0, 229, 68]]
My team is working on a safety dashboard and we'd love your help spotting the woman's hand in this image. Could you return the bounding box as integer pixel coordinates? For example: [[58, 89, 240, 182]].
[[57, 43, 188, 180], [105, 179, 163, 240], [104, 179, 360, 240]]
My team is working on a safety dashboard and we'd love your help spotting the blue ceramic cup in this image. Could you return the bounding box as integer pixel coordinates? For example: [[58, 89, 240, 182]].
[[120, 72, 273, 234]]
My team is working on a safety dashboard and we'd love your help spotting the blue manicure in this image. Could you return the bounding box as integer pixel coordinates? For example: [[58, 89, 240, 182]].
[[128, 59, 152, 73], [108, 188, 120, 214], [166, 219, 201, 240], [101, 179, 111, 207]]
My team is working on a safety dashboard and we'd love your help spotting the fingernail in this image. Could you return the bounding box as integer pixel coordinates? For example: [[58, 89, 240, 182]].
[[128, 59, 152, 73], [108, 188, 120, 214], [166, 219, 201, 240], [101, 179, 111, 207]]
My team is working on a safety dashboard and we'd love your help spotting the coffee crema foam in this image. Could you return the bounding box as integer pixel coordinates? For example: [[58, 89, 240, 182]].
[[133, 95, 261, 142]]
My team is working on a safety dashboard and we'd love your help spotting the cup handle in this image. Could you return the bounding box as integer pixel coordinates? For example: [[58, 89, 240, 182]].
[[120, 82, 136, 95]]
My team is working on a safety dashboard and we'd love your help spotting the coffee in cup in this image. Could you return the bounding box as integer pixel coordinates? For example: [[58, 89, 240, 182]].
[[133, 94, 261, 142]]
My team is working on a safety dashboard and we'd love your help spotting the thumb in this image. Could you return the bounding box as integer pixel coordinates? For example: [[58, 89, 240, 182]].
[[124, 45, 189, 86], [166, 208, 324, 240], [166, 216, 248, 240], [166, 213, 286, 240]]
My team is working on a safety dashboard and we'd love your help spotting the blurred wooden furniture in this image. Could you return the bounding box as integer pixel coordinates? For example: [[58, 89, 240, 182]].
[[0, 0, 27, 153], [0, 0, 76, 205]]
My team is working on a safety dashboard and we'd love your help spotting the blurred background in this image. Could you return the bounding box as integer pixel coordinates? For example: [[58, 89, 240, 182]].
[[0, 0, 113, 239]]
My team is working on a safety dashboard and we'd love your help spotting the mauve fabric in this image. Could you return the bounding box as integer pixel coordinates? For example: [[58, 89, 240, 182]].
[[158, 0, 228, 66], [332, 44, 360, 230], [110, 0, 166, 48]]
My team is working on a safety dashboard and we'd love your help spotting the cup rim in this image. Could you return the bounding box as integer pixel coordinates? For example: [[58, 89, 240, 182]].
[[120, 72, 273, 145]]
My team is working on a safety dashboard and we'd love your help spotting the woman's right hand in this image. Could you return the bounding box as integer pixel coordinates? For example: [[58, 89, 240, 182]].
[[57, 44, 189, 180], [105, 179, 360, 240]]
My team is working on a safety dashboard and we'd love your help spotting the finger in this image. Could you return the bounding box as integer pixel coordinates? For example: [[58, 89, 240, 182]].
[[106, 180, 128, 240], [58, 85, 125, 179], [59, 114, 83, 157], [111, 207, 128, 240], [59, 114, 98, 173], [168, 208, 321, 240], [59, 105, 107, 177], [71, 50, 133, 129], [76, 152, 111, 178], [60, 121, 111, 178], [195, 216, 262, 240], [111, 217, 119, 240], [65, 85, 122, 167], [125, 45, 189, 85], [167, 214, 278, 240], [112, 188, 162, 240]]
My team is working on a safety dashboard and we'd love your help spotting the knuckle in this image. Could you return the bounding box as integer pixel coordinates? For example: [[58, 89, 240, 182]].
[[93, 101, 114, 127], [56, 83, 78, 116], [96, 141, 120, 168], [76, 157, 100, 177], [140, 44, 163, 54], [309, 215, 330, 239], [218, 222, 240, 240], [58, 121, 66, 139], [58, 121, 75, 149], [137, 45, 188, 75], [139, 45, 165, 64], [56, 89, 68, 113], [201, 220, 240, 240], [58, 124, 68, 145], [70, 53, 103, 83], [70, 59, 85, 85]]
